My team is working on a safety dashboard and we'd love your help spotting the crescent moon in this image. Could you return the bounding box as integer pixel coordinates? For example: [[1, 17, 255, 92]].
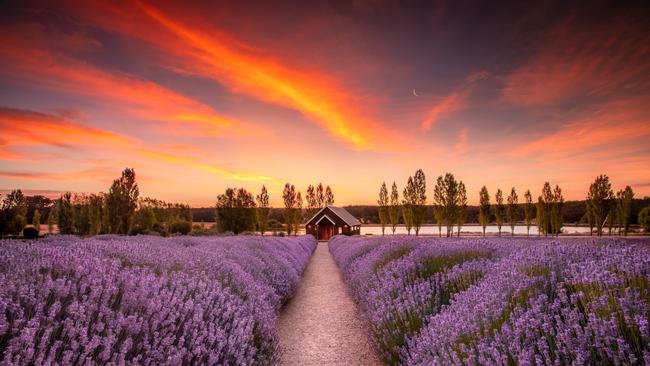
[[412, 89, 419, 97]]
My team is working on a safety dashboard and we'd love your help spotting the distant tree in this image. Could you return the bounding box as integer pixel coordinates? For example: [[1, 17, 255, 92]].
[[433, 173, 462, 237], [478, 186, 490, 236], [294, 191, 303, 235], [316, 183, 325, 208], [216, 187, 256, 234], [47, 209, 55, 234], [507, 187, 518, 236], [56, 192, 75, 235], [551, 185, 564, 236], [402, 176, 414, 235], [537, 182, 561, 236], [639, 206, 650, 233], [411, 169, 427, 236], [88, 194, 104, 235], [456, 182, 467, 237], [494, 189, 504, 236], [0, 190, 27, 236], [134, 204, 156, 233], [306, 185, 318, 218], [389, 182, 400, 235], [536, 196, 545, 236], [256, 185, 270, 235], [325, 185, 334, 206], [524, 189, 533, 237], [607, 197, 617, 236], [616, 186, 634, 236], [585, 200, 595, 236], [377, 182, 389, 235], [32, 209, 41, 233], [283, 183, 298, 235], [586, 175, 613, 236], [433, 180, 445, 237], [106, 168, 139, 234]]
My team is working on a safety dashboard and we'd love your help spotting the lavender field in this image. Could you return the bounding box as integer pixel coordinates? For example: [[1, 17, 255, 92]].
[[330, 236, 650, 365], [0, 235, 316, 365]]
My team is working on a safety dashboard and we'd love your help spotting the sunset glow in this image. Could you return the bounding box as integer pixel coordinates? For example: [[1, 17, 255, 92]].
[[1, 1, 649, 206]]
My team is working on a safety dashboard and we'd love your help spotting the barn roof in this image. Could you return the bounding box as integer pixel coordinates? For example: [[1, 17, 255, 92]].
[[306, 206, 361, 226]]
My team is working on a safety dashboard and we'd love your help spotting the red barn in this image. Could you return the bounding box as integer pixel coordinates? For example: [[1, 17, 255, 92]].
[[305, 206, 361, 241]]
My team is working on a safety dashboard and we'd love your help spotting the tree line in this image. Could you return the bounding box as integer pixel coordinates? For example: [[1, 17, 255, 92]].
[[377, 170, 649, 236], [215, 183, 334, 235], [1, 168, 193, 238]]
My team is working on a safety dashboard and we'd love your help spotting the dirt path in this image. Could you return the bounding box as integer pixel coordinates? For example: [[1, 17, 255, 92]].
[[278, 241, 382, 365]]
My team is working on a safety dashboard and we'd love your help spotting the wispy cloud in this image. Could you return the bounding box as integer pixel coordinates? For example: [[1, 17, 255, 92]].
[[0, 108, 277, 184], [502, 17, 650, 107], [59, 1, 405, 150], [0, 29, 267, 139]]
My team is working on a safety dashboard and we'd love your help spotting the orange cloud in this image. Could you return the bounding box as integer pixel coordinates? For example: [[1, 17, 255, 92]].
[[0, 108, 276, 183], [0, 168, 115, 181], [0, 32, 265, 138], [0, 107, 134, 150], [61, 0, 403, 150]]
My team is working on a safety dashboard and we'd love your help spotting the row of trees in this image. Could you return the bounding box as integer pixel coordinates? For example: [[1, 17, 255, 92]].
[[215, 183, 335, 235], [377, 170, 565, 237], [1, 168, 195, 238]]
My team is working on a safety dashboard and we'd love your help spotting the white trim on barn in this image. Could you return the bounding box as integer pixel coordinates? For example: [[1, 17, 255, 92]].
[[315, 214, 336, 225]]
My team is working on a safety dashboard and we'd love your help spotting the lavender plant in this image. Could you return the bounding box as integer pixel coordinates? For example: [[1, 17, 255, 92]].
[[0, 234, 316, 365], [330, 236, 650, 365]]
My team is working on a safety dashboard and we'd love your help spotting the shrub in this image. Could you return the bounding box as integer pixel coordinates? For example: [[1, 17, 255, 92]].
[[22, 226, 39, 239], [170, 220, 192, 235]]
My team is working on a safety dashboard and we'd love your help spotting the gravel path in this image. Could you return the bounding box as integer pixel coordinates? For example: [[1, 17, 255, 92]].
[[278, 241, 382, 365]]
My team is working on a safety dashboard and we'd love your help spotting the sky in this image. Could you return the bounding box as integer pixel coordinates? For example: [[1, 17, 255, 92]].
[[1, 0, 649, 206]]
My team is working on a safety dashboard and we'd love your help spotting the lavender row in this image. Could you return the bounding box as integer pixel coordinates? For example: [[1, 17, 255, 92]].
[[330, 236, 650, 365], [0, 235, 316, 365]]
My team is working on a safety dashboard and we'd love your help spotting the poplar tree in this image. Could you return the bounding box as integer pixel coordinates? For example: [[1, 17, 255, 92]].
[[524, 189, 533, 237], [478, 186, 490, 236], [456, 182, 467, 237], [433, 179, 445, 237], [32, 209, 41, 233], [106, 168, 139, 234], [56, 192, 75, 235], [306, 185, 318, 218], [494, 189, 504, 236], [389, 182, 400, 235], [47, 209, 55, 234], [325, 186, 334, 206], [507, 187, 518, 236], [536, 196, 545, 236], [402, 177, 414, 235], [586, 175, 613, 236], [283, 183, 297, 235], [541, 182, 554, 235], [433, 173, 461, 237], [316, 183, 325, 208], [551, 185, 564, 236], [256, 185, 270, 235], [411, 169, 427, 236], [617, 186, 634, 236], [294, 191, 303, 235], [378, 182, 389, 235]]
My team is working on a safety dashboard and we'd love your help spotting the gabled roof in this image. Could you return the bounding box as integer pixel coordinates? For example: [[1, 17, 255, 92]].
[[306, 205, 361, 226]]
